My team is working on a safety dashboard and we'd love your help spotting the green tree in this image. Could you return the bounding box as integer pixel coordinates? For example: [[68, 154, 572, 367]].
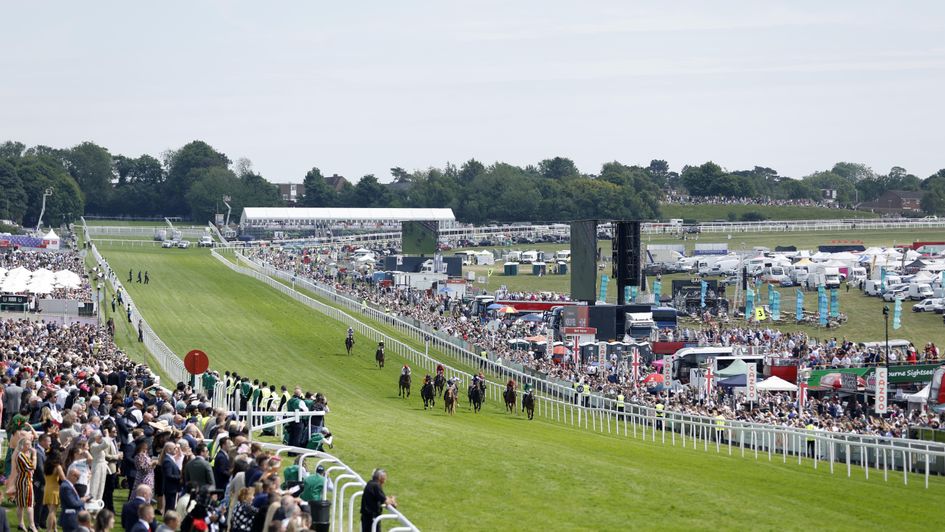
[[185, 167, 241, 223], [164, 141, 230, 215], [62, 141, 114, 213], [680, 162, 726, 196], [301, 167, 337, 207], [458, 159, 485, 184], [831, 162, 875, 183], [802, 171, 857, 205], [351, 174, 389, 207], [0, 141, 26, 159], [239, 171, 282, 208], [16, 156, 84, 227], [0, 159, 28, 222], [538, 157, 580, 180]]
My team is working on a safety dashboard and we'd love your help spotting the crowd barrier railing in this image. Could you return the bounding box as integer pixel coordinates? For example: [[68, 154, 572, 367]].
[[213, 247, 945, 488], [254, 441, 419, 532]]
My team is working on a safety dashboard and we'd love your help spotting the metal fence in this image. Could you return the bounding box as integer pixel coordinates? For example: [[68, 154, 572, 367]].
[[214, 247, 945, 487], [254, 441, 419, 531], [85, 225, 208, 238]]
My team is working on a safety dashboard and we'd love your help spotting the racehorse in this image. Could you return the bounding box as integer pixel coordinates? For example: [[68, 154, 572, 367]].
[[375, 343, 385, 369], [433, 374, 446, 395], [345, 336, 354, 355], [503, 385, 516, 414], [398, 373, 411, 398], [421, 380, 435, 409], [444, 386, 457, 416], [468, 384, 483, 413], [522, 392, 535, 420]]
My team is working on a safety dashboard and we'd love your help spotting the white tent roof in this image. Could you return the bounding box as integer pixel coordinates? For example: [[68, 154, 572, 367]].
[[241, 207, 455, 226], [906, 384, 930, 403], [756, 375, 799, 392], [44, 229, 59, 240]]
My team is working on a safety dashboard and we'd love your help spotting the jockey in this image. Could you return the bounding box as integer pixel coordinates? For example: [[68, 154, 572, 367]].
[[472, 372, 484, 388], [423, 374, 432, 385], [436, 364, 445, 376], [401, 364, 411, 376], [346, 326, 354, 340], [523, 382, 533, 396], [506, 379, 516, 392]]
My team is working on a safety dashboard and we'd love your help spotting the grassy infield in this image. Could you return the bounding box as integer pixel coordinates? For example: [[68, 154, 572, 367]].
[[93, 238, 941, 531]]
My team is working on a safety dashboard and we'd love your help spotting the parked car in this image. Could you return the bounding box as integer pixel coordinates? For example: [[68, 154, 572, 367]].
[[882, 285, 910, 302], [912, 298, 944, 312], [162, 240, 177, 248], [177, 240, 191, 249], [198, 235, 214, 247]]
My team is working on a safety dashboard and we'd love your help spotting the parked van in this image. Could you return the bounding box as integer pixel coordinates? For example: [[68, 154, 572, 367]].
[[520, 251, 539, 264], [912, 298, 944, 312], [908, 283, 934, 301], [554, 250, 571, 262], [864, 280, 883, 296]]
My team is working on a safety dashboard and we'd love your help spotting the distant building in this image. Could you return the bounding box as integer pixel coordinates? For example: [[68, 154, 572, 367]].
[[325, 174, 350, 192], [821, 189, 837, 203], [276, 183, 305, 204], [858, 190, 924, 214]]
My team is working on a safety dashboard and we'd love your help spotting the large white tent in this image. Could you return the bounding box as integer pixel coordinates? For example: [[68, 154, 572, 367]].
[[756, 376, 799, 392], [240, 207, 456, 229]]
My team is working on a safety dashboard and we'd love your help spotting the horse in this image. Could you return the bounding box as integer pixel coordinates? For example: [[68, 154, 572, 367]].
[[421, 381, 435, 409], [375, 345, 385, 369], [345, 336, 355, 355], [522, 392, 535, 420], [433, 374, 446, 395], [444, 386, 457, 416], [398, 373, 411, 398], [468, 384, 483, 413], [503, 386, 517, 414]]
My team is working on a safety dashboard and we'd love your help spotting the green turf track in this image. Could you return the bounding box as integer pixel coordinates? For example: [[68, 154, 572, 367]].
[[96, 244, 942, 531]]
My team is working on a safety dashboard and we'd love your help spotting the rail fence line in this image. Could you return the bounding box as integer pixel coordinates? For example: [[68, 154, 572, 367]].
[[213, 247, 945, 488]]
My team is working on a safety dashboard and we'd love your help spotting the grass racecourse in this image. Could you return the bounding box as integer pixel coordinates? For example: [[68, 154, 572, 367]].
[[95, 242, 941, 531]]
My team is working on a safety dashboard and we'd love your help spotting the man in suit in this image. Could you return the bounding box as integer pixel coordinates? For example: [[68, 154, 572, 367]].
[[130, 504, 154, 532], [60, 469, 89, 532], [121, 484, 152, 531], [183, 443, 215, 490], [212, 437, 232, 489]]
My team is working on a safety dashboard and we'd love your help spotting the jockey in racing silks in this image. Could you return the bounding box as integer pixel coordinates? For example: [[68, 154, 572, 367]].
[[505, 379, 516, 394], [523, 381, 533, 398], [401, 364, 412, 377], [436, 363, 445, 376], [472, 371, 485, 389], [347, 326, 354, 340]]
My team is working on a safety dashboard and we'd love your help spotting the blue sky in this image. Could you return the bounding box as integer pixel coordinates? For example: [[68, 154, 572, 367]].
[[1, 1, 943, 182]]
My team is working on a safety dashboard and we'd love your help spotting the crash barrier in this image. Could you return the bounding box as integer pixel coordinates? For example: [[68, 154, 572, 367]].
[[82, 219, 228, 410], [252, 441, 419, 532], [231, 250, 580, 403], [214, 248, 945, 488]]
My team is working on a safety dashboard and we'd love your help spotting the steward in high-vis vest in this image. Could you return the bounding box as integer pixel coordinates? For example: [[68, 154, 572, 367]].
[[655, 403, 664, 430], [805, 422, 816, 457], [616, 394, 625, 413], [714, 411, 726, 442], [239, 377, 252, 411]]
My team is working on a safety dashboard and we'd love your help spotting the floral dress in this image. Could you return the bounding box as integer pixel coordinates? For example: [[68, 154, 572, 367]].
[[133, 451, 154, 490]]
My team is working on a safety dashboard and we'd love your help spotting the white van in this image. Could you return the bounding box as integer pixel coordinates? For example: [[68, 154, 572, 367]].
[[520, 251, 539, 264], [554, 250, 571, 262], [908, 283, 934, 301], [864, 280, 883, 296]]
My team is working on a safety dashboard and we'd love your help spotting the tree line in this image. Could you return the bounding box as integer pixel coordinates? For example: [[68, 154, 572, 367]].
[[2, 138, 945, 228]]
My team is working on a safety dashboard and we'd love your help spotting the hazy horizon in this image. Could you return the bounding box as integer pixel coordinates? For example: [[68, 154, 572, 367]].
[[2, 1, 943, 184]]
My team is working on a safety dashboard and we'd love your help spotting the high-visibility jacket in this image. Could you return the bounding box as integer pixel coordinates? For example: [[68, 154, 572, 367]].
[[616, 394, 625, 409], [714, 415, 725, 431], [805, 424, 815, 442], [655, 403, 664, 417]]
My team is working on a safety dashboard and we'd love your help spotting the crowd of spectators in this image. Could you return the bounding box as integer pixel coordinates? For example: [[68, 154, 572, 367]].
[[0, 248, 94, 302], [245, 246, 945, 439], [663, 194, 839, 208], [0, 309, 372, 532]]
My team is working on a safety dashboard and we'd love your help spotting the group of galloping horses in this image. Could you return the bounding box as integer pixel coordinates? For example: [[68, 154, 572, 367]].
[[399, 371, 535, 420], [349, 332, 536, 420]]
